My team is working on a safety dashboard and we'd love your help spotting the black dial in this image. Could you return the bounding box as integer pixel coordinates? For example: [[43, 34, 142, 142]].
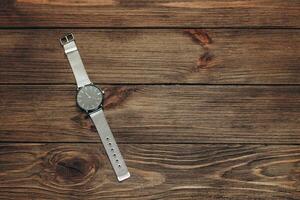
[[77, 85, 103, 112]]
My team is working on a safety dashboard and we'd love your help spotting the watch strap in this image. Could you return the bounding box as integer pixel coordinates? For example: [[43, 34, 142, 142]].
[[90, 109, 130, 182], [60, 33, 91, 88]]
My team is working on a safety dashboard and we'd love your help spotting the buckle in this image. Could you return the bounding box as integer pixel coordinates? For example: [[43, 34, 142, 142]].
[[59, 33, 75, 46]]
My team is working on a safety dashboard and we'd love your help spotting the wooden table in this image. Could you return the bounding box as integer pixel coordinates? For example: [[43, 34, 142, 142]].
[[0, 1, 299, 199]]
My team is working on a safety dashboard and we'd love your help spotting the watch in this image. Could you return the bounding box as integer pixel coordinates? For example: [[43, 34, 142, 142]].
[[59, 33, 130, 182]]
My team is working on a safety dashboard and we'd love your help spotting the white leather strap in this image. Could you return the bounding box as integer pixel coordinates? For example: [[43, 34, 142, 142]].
[[90, 109, 130, 182], [60, 34, 91, 88]]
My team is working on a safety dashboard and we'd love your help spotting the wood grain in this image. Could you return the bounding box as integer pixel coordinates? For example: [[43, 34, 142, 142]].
[[1, 0, 300, 27], [0, 29, 299, 84], [1, 85, 300, 144], [0, 143, 299, 200], [1, 1, 300, 199]]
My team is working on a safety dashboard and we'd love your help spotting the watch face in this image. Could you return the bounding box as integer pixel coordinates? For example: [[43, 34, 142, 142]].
[[77, 85, 103, 112]]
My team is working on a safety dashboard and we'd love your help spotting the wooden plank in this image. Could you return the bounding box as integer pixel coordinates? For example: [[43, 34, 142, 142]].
[[0, 29, 299, 84], [1, 1, 300, 27], [1, 85, 300, 144], [0, 143, 299, 199]]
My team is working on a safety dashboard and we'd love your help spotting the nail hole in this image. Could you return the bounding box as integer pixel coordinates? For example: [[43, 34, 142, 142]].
[[118, 164, 121, 168], [111, 148, 114, 151], [116, 159, 119, 162], [113, 153, 116, 157], [106, 137, 109, 140], [108, 142, 112, 145]]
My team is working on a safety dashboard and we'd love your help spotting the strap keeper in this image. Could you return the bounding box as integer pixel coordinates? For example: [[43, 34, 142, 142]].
[[65, 46, 77, 54]]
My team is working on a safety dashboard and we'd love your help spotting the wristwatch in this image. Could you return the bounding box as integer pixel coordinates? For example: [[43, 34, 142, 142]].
[[59, 33, 130, 182]]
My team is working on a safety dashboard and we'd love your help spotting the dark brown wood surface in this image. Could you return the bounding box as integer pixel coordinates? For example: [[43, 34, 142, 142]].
[[0, 1, 299, 200], [1, 0, 300, 27], [1, 85, 300, 144], [0, 144, 299, 199], [0, 29, 299, 84]]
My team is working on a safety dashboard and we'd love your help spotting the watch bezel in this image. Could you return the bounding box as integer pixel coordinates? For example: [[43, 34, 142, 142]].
[[76, 84, 104, 113]]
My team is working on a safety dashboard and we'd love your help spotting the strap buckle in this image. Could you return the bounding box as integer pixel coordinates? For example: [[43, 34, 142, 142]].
[[60, 33, 75, 46]]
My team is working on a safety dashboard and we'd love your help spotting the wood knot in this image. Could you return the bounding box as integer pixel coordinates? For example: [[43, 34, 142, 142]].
[[257, 160, 299, 181], [56, 157, 91, 181], [71, 113, 96, 131], [103, 86, 138, 109], [44, 149, 100, 185], [71, 86, 137, 130], [185, 29, 212, 48], [196, 52, 214, 70]]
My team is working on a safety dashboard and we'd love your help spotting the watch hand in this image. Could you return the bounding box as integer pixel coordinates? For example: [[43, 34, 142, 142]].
[[84, 91, 91, 98]]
